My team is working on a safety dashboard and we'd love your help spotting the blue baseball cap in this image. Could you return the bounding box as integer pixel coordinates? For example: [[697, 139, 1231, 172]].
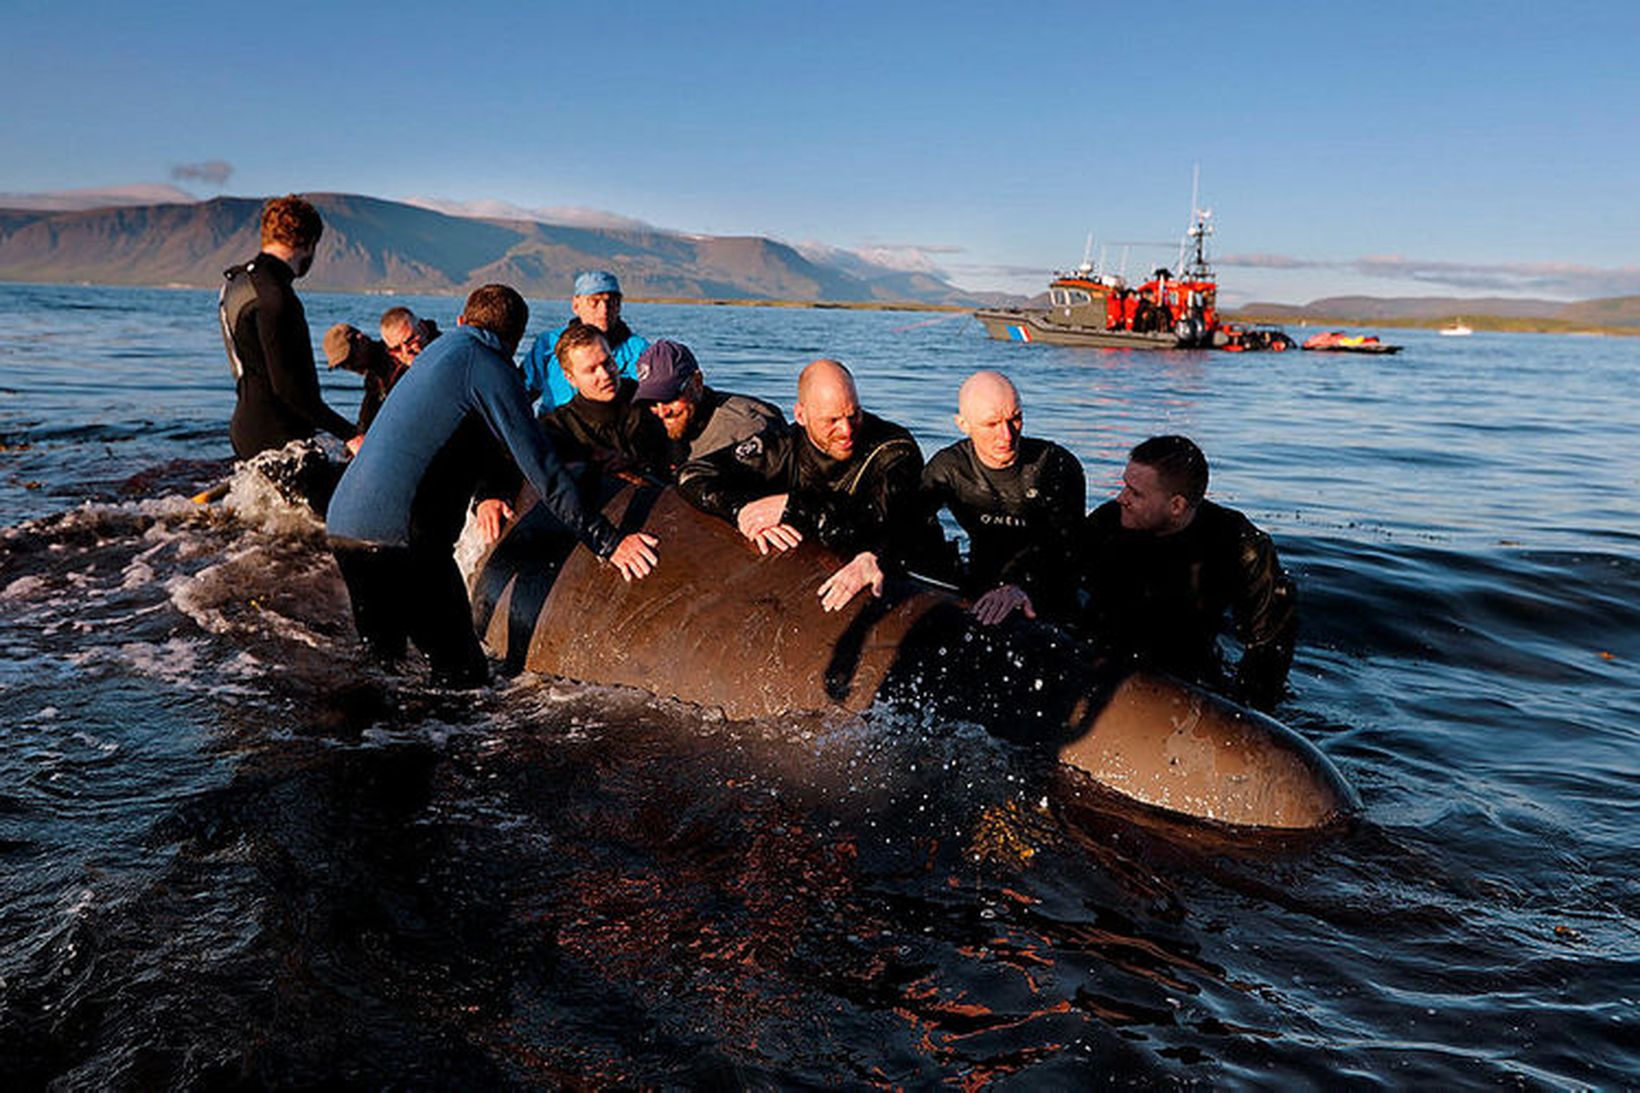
[[573, 270, 622, 297]]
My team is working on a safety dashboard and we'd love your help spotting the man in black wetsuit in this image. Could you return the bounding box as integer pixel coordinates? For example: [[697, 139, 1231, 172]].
[[471, 323, 666, 543], [219, 195, 361, 462], [678, 358, 936, 612], [1073, 435, 1297, 711], [921, 371, 1085, 626], [539, 324, 668, 472]]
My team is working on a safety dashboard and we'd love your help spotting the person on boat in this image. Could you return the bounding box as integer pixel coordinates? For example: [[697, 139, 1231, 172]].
[[325, 284, 659, 688], [322, 323, 405, 434], [517, 270, 650, 413], [920, 371, 1085, 626], [677, 359, 937, 612], [1072, 435, 1296, 711], [378, 306, 442, 368], [630, 339, 786, 478], [219, 195, 362, 465]]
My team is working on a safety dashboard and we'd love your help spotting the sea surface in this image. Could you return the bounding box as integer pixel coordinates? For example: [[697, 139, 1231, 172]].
[[0, 282, 1636, 1088]]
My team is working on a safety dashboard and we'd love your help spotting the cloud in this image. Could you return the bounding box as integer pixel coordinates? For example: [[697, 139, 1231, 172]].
[[1218, 251, 1640, 298], [1215, 251, 1326, 270], [404, 196, 653, 231], [0, 184, 198, 211], [170, 160, 233, 186]]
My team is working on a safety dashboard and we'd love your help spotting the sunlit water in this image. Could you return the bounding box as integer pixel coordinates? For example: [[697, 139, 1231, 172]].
[[1, 283, 1636, 1087]]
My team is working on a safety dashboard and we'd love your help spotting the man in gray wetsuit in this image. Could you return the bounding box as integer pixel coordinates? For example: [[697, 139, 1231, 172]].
[[631, 339, 786, 478]]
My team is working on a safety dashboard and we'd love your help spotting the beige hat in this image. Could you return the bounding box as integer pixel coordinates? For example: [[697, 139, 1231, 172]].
[[323, 323, 360, 368]]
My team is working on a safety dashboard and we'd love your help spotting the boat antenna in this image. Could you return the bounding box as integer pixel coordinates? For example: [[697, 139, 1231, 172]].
[[1079, 232, 1095, 275], [1177, 163, 1214, 279], [1119, 244, 1130, 279]]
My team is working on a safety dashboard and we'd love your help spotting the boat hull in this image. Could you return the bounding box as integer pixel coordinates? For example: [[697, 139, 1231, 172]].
[[468, 484, 1358, 831], [974, 307, 1189, 350]]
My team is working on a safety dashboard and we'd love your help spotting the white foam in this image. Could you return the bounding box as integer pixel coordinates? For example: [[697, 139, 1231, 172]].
[[220, 471, 324, 538], [1, 575, 49, 601], [452, 507, 489, 580]]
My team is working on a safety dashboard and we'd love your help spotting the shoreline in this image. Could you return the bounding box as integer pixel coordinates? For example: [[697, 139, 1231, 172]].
[[0, 278, 974, 315], [4, 279, 1633, 333]]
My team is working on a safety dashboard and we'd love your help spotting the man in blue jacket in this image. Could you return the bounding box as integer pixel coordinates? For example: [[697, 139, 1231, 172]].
[[327, 283, 659, 687], [518, 270, 649, 412]]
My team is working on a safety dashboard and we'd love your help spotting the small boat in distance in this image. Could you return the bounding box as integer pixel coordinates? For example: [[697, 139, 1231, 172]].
[[1300, 331, 1403, 355], [975, 199, 1292, 352], [1439, 319, 1474, 337]]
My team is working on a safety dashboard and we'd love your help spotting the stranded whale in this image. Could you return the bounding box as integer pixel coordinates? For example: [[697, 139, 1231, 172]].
[[468, 482, 1357, 830]]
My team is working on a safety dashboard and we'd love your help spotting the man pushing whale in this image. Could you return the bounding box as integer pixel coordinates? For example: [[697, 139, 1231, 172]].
[[676, 359, 940, 612], [326, 284, 659, 687]]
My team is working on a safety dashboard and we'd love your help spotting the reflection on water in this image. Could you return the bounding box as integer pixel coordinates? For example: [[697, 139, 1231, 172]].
[[1, 285, 1638, 1085]]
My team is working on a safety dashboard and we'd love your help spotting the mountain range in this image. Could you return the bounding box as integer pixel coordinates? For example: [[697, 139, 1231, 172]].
[[2, 189, 1636, 325], [0, 192, 1007, 307]]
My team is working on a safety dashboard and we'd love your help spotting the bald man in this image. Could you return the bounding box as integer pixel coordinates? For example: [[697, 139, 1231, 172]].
[[677, 359, 936, 611], [920, 371, 1085, 625]]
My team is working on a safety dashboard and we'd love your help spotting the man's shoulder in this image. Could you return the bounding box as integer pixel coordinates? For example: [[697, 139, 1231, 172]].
[[714, 390, 784, 426], [612, 331, 649, 365], [924, 439, 971, 480], [858, 411, 921, 460], [1022, 436, 1078, 467], [425, 327, 511, 384], [722, 419, 796, 466], [1197, 499, 1260, 537], [240, 255, 294, 304], [1087, 498, 1124, 529], [529, 322, 571, 355]]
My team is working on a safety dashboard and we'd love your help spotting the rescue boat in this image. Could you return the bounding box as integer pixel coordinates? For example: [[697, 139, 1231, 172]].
[[974, 207, 1293, 353]]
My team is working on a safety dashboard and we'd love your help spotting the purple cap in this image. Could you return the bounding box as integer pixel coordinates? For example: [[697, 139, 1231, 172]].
[[573, 270, 622, 296], [634, 339, 700, 402]]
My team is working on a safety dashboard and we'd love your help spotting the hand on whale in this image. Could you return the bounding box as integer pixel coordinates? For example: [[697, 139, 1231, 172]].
[[609, 532, 660, 581], [737, 493, 803, 555], [475, 498, 515, 545], [972, 582, 1036, 626], [818, 550, 884, 612]]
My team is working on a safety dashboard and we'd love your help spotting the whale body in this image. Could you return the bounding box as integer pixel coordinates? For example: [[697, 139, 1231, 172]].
[[468, 482, 1357, 831]]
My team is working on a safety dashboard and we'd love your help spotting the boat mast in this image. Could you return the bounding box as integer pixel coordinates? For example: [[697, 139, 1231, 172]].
[[1177, 163, 1214, 280]]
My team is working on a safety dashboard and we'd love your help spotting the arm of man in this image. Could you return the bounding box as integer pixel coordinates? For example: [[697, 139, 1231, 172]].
[[677, 429, 792, 525], [995, 445, 1087, 614], [804, 436, 929, 612], [469, 439, 523, 544], [467, 354, 645, 572], [1227, 522, 1298, 711], [255, 283, 358, 442], [913, 451, 969, 589]]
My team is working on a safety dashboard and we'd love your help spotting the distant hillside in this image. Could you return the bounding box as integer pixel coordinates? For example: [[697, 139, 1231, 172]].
[[1235, 294, 1640, 330], [0, 193, 991, 307]]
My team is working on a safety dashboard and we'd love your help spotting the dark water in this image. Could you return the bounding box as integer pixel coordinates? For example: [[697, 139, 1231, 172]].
[[1, 283, 1636, 1088]]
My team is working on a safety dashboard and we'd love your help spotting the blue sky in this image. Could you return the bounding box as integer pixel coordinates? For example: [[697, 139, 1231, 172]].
[[4, 0, 1636, 303]]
